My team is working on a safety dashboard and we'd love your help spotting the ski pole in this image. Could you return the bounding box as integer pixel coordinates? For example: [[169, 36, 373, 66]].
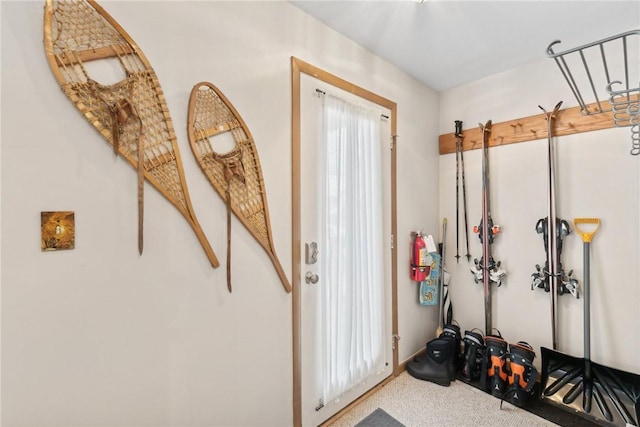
[[460, 141, 471, 263], [455, 120, 470, 263], [455, 129, 461, 263]]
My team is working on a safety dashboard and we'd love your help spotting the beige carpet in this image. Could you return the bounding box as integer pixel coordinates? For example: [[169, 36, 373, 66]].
[[329, 372, 559, 427]]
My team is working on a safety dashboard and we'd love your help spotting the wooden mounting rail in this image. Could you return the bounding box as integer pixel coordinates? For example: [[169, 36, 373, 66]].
[[438, 97, 637, 155]]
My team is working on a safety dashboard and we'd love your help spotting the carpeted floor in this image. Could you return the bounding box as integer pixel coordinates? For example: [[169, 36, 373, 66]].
[[329, 372, 588, 427]]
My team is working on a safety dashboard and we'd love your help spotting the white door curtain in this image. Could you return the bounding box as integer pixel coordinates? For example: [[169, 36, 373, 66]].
[[320, 93, 386, 405]]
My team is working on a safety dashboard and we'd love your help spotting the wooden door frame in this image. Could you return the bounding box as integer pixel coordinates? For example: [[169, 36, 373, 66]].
[[290, 57, 398, 427]]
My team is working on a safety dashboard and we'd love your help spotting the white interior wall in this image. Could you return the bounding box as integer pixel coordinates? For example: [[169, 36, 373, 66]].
[[439, 58, 640, 374], [1, 1, 439, 426]]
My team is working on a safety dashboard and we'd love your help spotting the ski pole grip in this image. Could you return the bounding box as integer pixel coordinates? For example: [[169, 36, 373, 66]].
[[573, 218, 600, 243], [455, 120, 463, 136]]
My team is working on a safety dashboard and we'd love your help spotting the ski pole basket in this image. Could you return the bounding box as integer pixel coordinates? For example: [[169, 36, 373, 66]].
[[546, 29, 640, 155]]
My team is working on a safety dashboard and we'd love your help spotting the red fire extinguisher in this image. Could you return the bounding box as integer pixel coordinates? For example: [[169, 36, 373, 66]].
[[410, 232, 430, 282]]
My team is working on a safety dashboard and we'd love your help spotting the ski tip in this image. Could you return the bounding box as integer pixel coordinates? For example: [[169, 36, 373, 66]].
[[478, 120, 492, 132], [539, 101, 564, 117]]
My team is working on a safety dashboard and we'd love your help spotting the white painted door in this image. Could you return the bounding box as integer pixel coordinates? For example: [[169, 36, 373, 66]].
[[300, 73, 393, 427]]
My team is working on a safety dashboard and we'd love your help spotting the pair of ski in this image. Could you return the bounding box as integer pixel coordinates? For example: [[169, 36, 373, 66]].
[[468, 120, 506, 334], [532, 101, 578, 350]]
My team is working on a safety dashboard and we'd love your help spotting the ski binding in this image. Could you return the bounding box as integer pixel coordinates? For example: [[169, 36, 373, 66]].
[[471, 256, 506, 287]]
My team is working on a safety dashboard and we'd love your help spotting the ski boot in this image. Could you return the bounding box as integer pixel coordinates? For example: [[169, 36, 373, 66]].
[[461, 329, 485, 381], [501, 342, 538, 408], [440, 323, 462, 378], [485, 330, 508, 397], [407, 336, 457, 386]]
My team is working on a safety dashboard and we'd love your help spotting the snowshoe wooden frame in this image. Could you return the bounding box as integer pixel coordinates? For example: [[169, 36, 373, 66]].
[[43, 0, 219, 267], [187, 81, 291, 293]]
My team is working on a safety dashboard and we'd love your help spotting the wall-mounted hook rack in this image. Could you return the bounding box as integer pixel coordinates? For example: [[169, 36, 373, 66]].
[[438, 98, 630, 155]]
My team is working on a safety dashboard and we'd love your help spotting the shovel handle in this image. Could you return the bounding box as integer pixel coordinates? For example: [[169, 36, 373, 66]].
[[573, 218, 601, 243]]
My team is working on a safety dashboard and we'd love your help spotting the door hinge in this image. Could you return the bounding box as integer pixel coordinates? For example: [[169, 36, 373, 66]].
[[390, 234, 395, 250], [392, 334, 401, 350], [390, 134, 397, 150]]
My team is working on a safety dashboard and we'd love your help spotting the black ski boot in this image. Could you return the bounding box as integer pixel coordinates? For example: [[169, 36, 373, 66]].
[[501, 342, 538, 408], [440, 323, 462, 378], [407, 336, 457, 386], [485, 331, 509, 397], [461, 329, 485, 381]]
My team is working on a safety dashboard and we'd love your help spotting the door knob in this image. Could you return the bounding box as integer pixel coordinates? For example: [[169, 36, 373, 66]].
[[305, 271, 319, 284]]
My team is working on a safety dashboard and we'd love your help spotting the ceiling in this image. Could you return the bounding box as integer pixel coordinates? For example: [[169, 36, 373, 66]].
[[289, 1, 640, 92]]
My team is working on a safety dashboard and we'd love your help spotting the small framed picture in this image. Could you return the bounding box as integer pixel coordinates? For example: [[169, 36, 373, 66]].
[[41, 211, 75, 251]]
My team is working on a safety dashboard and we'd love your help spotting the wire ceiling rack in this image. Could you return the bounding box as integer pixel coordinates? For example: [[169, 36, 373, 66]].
[[546, 29, 640, 155]]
